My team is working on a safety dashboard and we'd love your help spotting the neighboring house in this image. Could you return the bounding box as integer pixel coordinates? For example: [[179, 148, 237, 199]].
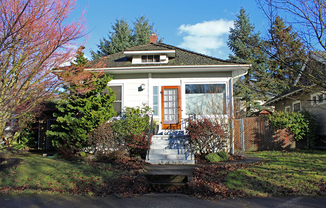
[[264, 51, 326, 136], [84, 33, 250, 164]]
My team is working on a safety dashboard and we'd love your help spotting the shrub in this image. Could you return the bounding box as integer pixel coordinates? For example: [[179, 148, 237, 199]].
[[128, 132, 151, 159], [205, 153, 221, 163], [267, 111, 317, 147], [217, 151, 229, 161], [87, 122, 124, 155], [111, 105, 152, 157], [98, 149, 128, 161], [111, 105, 152, 139], [186, 118, 227, 154]]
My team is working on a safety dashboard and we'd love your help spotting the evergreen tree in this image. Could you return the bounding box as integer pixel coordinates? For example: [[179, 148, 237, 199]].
[[91, 19, 133, 59], [266, 16, 306, 88], [47, 48, 116, 154], [133, 16, 153, 45], [71, 46, 88, 67], [91, 16, 155, 59], [228, 7, 271, 114]]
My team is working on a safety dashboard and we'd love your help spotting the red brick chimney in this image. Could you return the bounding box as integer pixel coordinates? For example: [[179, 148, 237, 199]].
[[150, 33, 158, 43]]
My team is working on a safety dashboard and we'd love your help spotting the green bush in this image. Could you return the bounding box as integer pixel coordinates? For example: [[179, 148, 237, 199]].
[[47, 75, 116, 154], [205, 153, 221, 163], [217, 151, 229, 161], [267, 111, 317, 147], [111, 106, 152, 157]]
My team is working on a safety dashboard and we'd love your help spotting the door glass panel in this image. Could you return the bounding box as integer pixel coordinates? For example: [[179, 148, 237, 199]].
[[163, 88, 178, 124]]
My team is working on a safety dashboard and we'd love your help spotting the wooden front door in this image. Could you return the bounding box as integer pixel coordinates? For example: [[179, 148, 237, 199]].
[[161, 86, 181, 129]]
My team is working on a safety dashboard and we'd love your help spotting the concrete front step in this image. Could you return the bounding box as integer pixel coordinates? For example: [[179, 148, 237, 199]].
[[147, 154, 189, 160], [149, 148, 188, 155], [146, 159, 196, 165], [146, 134, 195, 165]]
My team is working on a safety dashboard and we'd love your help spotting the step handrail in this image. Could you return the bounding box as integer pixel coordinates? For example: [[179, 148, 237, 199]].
[[146, 114, 153, 160]]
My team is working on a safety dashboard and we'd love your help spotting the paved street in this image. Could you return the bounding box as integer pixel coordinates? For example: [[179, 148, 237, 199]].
[[1, 193, 325, 208]]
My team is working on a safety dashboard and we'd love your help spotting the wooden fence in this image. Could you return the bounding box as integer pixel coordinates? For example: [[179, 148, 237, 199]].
[[234, 117, 306, 152]]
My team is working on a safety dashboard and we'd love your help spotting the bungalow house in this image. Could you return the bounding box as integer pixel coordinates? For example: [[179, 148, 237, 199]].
[[264, 51, 326, 147], [85, 34, 250, 164]]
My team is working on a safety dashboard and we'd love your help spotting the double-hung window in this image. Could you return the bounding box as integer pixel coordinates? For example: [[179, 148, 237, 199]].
[[110, 85, 123, 115]]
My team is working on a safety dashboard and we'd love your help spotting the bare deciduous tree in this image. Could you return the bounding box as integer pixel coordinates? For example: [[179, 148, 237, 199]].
[[0, 0, 86, 144]]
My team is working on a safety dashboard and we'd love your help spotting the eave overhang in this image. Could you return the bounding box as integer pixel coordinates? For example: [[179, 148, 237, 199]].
[[84, 64, 250, 76], [264, 88, 303, 106]]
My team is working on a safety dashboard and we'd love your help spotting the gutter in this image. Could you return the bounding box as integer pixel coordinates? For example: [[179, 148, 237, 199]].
[[264, 88, 303, 106]]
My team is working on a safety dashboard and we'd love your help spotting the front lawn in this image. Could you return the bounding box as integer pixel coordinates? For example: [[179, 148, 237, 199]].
[[0, 150, 325, 200], [0, 151, 148, 196], [226, 150, 326, 197]]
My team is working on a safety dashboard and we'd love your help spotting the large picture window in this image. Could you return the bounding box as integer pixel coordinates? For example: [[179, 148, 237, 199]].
[[185, 84, 226, 115]]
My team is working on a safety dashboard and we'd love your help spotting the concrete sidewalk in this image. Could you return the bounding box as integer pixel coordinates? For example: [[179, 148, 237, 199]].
[[1, 194, 325, 208]]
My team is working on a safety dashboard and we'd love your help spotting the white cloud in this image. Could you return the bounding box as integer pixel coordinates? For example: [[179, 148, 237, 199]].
[[177, 19, 234, 59]]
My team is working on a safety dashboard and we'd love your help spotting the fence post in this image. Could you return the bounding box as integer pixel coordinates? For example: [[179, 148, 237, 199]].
[[240, 118, 245, 152]]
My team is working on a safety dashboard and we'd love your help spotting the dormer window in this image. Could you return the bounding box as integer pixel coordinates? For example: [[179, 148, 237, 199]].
[[124, 50, 175, 64], [142, 55, 160, 63]]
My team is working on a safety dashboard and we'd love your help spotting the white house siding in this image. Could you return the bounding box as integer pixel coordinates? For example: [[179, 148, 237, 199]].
[[109, 71, 233, 131], [109, 73, 149, 108]]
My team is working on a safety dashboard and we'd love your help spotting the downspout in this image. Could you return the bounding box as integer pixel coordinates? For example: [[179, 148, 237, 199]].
[[230, 78, 234, 154]]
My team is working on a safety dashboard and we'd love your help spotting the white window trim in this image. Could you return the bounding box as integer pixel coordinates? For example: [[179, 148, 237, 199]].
[[182, 81, 229, 117], [311, 92, 326, 105], [108, 83, 124, 116], [285, 106, 291, 112], [292, 101, 301, 112], [131, 55, 169, 65]]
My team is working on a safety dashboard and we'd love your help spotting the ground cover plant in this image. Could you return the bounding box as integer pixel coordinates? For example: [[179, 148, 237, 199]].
[[0, 151, 148, 197]]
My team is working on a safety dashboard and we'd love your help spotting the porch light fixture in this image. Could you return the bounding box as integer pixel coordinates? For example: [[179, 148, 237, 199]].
[[139, 83, 145, 91]]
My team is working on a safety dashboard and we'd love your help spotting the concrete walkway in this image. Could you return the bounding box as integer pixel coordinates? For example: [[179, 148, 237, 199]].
[[1, 193, 325, 208]]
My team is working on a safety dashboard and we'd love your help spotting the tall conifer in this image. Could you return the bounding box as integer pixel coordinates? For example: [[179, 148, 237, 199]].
[[91, 16, 155, 60]]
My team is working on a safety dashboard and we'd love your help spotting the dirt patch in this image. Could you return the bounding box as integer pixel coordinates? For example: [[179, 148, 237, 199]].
[[0, 158, 23, 171]]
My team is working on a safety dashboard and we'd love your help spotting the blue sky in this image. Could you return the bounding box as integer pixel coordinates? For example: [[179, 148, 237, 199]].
[[70, 0, 270, 60]]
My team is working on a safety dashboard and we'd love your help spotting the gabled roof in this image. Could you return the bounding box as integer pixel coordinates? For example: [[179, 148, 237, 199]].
[[265, 51, 326, 106], [264, 87, 303, 106], [86, 42, 246, 69]]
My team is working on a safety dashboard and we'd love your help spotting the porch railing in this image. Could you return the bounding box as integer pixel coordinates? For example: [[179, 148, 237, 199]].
[[146, 114, 153, 160]]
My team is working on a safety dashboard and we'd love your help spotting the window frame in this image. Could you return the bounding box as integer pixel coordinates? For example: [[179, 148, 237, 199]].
[[292, 101, 301, 112], [311, 92, 326, 105], [285, 106, 291, 112], [141, 55, 160, 63], [184, 82, 227, 116], [153, 86, 159, 116], [109, 84, 124, 116]]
